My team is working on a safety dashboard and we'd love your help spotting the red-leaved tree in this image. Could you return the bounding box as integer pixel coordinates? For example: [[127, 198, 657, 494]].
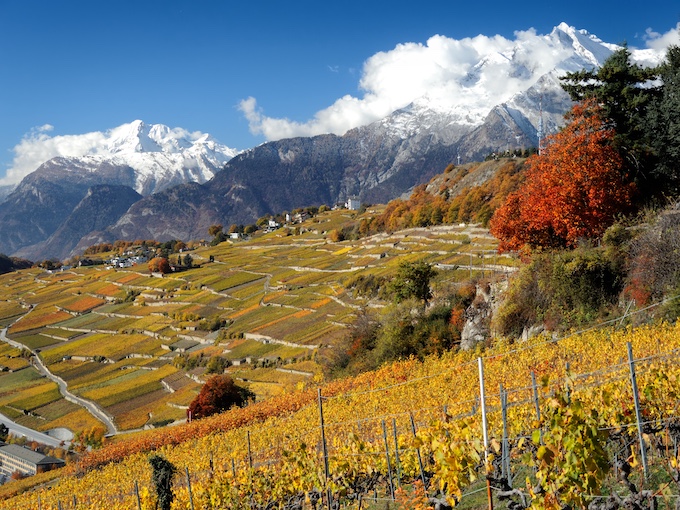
[[188, 375, 253, 420], [490, 99, 636, 251]]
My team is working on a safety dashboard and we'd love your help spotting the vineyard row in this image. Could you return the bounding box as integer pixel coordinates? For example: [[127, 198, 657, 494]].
[[6, 336, 680, 510]]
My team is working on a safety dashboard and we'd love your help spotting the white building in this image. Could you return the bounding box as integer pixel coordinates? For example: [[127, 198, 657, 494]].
[[345, 198, 361, 210]]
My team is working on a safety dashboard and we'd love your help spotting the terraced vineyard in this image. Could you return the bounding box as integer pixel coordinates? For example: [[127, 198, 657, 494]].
[[0, 209, 514, 437]]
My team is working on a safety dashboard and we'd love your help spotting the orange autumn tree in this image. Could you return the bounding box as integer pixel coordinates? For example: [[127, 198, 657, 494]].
[[148, 256, 171, 274], [490, 99, 635, 251]]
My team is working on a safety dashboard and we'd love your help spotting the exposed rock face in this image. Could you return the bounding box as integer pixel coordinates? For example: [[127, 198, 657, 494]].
[[460, 284, 493, 350], [0, 159, 138, 256], [74, 182, 237, 248]]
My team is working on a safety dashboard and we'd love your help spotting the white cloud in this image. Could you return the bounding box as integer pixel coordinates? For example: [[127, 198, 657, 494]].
[[238, 28, 577, 141], [239, 23, 677, 143], [1, 127, 108, 185], [644, 23, 680, 50]]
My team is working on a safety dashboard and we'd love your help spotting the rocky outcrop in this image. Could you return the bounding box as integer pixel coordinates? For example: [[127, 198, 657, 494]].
[[460, 281, 506, 350]]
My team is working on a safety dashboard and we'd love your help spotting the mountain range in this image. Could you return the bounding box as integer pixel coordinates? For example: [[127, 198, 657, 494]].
[[0, 23, 661, 261], [1, 121, 237, 260]]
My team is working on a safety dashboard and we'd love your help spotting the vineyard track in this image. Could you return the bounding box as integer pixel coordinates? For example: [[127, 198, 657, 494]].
[[0, 327, 118, 436], [243, 332, 319, 350]]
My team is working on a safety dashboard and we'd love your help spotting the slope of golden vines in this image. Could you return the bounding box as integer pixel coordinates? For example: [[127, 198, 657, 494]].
[[2, 321, 680, 509]]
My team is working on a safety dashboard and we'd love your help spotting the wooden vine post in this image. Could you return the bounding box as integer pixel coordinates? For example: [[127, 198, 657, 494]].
[[478, 357, 494, 510], [627, 342, 649, 481], [317, 388, 331, 510]]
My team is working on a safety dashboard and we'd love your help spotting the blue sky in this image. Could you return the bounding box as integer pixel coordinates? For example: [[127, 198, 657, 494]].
[[1, 0, 678, 184]]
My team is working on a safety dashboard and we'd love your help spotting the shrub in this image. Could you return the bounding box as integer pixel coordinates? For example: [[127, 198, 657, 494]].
[[625, 208, 680, 308], [210, 232, 227, 246], [326, 295, 470, 378], [73, 426, 107, 452], [388, 261, 436, 304], [206, 356, 229, 374], [324, 308, 381, 377], [494, 245, 625, 337], [328, 229, 344, 242], [148, 257, 170, 274], [345, 274, 389, 299], [149, 455, 176, 510], [490, 100, 635, 251], [124, 289, 140, 302], [197, 317, 228, 332]]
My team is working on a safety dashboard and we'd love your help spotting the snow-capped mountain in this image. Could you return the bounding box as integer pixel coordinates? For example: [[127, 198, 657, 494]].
[[375, 22, 661, 154], [46, 120, 239, 196], [0, 120, 238, 259]]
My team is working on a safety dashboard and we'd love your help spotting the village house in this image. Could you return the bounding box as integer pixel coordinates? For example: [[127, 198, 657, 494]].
[[263, 219, 281, 233], [293, 211, 309, 223], [345, 197, 361, 210], [107, 254, 148, 269]]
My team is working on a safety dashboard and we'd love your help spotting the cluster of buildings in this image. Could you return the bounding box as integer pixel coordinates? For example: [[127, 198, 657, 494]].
[[106, 254, 148, 269]]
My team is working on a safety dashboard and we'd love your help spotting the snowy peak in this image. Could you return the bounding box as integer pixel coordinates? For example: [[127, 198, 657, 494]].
[[107, 120, 207, 155], [376, 22, 635, 144], [107, 120, 157, 153], [549, 22, 617, 70], [29, 120, 243, 196]]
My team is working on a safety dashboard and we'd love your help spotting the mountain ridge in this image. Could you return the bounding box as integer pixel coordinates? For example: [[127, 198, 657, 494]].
[[2, 23, 663, 260]]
